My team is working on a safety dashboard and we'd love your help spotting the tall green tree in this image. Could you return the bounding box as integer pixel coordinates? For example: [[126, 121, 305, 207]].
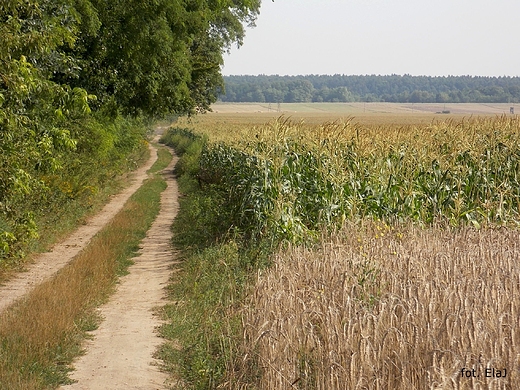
[[66, 0, 261, 117]]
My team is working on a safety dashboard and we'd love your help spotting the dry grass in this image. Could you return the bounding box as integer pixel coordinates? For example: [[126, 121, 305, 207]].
[[238, 222, 520, 389], [0, 229, 122, 388]]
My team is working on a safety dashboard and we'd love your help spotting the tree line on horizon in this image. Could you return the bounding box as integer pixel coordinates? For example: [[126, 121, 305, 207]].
[[220, 74, 520, 104]]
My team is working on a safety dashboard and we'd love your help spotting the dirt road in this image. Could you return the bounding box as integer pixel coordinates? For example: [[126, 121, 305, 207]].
[[60, 145, 178, 390], [0, 130, 178, 389]]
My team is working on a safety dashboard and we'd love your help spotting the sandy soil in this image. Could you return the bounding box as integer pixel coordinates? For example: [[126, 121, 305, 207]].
[[60, 144, 178, 390], [0, 142, 158, 313]]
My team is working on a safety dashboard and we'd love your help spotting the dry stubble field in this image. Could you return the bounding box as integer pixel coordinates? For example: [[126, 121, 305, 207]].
[[180, 103, 520, 389], [207, 101, 515, 123]]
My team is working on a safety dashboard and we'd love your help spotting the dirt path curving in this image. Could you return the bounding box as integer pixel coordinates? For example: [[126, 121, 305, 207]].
[[0, 142, 158, 314], [60, 145, 178, 390]]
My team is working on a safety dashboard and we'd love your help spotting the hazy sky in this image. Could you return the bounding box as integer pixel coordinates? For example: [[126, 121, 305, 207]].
[[222, 0, 520, 76]]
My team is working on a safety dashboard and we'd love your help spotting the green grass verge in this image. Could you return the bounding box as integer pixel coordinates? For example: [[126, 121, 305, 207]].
[[0, 145, 172, 389], [158, 128, 264, 389]]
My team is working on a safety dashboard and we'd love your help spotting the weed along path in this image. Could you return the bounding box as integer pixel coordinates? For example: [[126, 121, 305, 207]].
[[0, 142, 158, 314], [60, 145, 178, 390]]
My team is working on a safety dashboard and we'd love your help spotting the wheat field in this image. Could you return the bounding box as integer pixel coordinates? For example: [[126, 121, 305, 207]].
[[238, 222, 519, 389]]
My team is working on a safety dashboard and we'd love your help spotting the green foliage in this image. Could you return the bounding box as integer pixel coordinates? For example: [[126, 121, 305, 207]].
[[65, 0, 261, 116], [0, 112, 148, 265], [161, 128, 230, 249], [0, 0, 261, 264], [177, 117, 520, 247], [0, 0, 92, 261]]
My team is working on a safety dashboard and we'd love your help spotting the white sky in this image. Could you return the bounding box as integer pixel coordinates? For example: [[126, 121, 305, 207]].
[[222, 0, 520, 76]]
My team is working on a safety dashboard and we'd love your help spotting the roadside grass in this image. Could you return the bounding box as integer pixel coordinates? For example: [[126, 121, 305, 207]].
[[158, 129, 262, 389], [0, 145, 172, 389], [0, 143, 150, 283], [159, 241, 250, 389]]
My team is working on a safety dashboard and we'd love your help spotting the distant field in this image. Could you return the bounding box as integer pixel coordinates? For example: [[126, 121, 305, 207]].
[[209, 102, 517, 125]]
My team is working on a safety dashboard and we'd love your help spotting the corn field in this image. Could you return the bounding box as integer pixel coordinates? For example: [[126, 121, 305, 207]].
[[194, 116, 520, 244]]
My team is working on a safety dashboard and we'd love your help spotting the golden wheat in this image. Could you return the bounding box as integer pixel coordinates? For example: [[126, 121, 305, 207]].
[[239, 222, 519, 389]]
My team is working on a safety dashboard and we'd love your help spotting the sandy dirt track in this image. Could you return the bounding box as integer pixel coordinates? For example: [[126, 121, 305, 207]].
[[60, 144, 178, 390], [0, 142, 158, 314]]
